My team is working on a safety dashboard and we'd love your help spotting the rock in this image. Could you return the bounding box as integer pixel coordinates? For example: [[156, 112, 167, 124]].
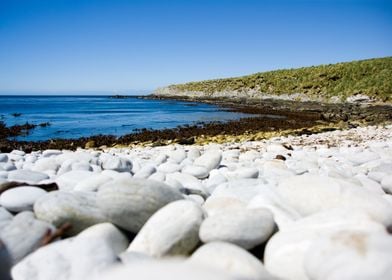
[[204, 170, 227, 193], [7, 170, 49, 184], [194, 150, 222, 171], [71, 162, 92, 171], [101, 156, 132, 172], [226, 167, 259, 179], [0, 241, 12, 280], [167, 149, 187, 164], [148, 171, 166, 182], [247, 184, 302, 229], [0, 211, 54, 263], [73, 174, 112, 192], [0, 163, 16, 172], [34, 191, 107, 235], [0, 187, 47, 212], [276, 174, 392, 226], [199, 208, 275, 249], [42, 150, 62, 157], [211, 179, 265, 204], [305, 230, 392, 280], [203, 196, 247, 217], [0, 207, 13, 229], [11, 223, 129, 280], [190, 242, 274, 280], [31, 158, 60, 172], [119, 251, 152, 265], [0, 154, 8, 163], [96, 259, 237, 280], [263, 208, 386, 280], [381, 175, 392, 194], [166, 172, 207, 193], [128, 200, 204, 257], [133, 165, 156, 179], [157, 162, 182, 173], [182, 165, 209, 179], [55, 170, 95, 191], [187, 147, 201, 160], [97, 178, 183, 233]]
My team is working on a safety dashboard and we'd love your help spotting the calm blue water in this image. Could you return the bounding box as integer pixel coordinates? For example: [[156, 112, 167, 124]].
[[0, 95, 252, 141]]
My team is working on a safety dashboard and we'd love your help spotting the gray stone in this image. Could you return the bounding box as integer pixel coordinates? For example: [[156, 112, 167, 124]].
[[97, 178, 183, 233], [0, 187, 47, 212], [128, 200, 204, 257], [199, 208, 275, 249], [0, 211, 54, 263], [190, 242, 274, 280], [7, 170, 48, 183], [34, 191, 107, 235], [11, 223, 129, 280], [194, 150, 222, 171]]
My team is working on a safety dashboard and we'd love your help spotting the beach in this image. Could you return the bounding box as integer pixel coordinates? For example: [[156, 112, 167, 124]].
[[1, 122, 392, 279]]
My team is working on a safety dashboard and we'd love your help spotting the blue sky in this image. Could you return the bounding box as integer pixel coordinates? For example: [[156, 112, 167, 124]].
[[0, 0, 391, 94]]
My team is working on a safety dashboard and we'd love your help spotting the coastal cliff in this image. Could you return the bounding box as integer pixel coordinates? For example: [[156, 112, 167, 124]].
[[153, 57, 392, 104]]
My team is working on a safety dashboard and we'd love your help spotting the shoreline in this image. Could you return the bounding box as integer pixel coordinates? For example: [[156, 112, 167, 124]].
[[1, 96, 391, 152]]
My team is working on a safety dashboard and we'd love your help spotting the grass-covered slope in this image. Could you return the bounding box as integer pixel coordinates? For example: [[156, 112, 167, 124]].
[[157, 57, 392, 102]]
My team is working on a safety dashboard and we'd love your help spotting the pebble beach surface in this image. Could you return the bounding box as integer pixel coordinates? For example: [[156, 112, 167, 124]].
[[1, 124, 392, 280]]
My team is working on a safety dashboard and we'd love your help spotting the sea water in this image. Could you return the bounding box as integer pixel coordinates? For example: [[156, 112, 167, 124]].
[[0, 95, 252, 141]]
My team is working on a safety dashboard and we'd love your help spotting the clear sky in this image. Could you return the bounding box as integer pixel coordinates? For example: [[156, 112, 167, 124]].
[[0, 0, 391, 94]]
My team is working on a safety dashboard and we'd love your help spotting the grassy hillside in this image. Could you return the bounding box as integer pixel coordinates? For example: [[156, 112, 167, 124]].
[[163, 57, 392, 102]]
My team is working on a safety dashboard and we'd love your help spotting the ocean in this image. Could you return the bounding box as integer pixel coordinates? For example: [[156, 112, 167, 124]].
[[0, 95, 251, 141]]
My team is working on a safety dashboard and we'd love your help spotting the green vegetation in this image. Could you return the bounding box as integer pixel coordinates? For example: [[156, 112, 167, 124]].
[[166, 57, 392, 102]]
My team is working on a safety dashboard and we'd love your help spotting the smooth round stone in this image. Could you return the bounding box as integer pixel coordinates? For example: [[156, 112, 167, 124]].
[[238, 150, 259, 161], [190, 242, 274, 280], [166, 172, 206, 193], [203, 196, 247, 217], [0, 211, 54, 263], [345, 151, 380, 166], [276, 174, 392, 225], [211, 179, 265, 203], [148, 171, 166, 182], [128, 200, 204, 257], [187, 194, 205, 205], [0, 187, 47, 212], [0, 154, 8, 163], [226, 167, 259, 179], [0, 241, 12, 280], [264, 208, 386, 280], [73, 174, 112, 192], [157, 162, 182, 173], [31, 158, 60, 172], [97, 178, 184, 233], [11, 223, 129, 280], [119, 251, 152, 265], [199, 208, 275, 249], [154, 154, 168, 165], [71, 162, 92, 171], [187, 147, 201, 160], [133, 165, 156, 179], [261, 160, 295, 180], [204, 170, 227, 193], [354, 174, 384, 194], [247, 184, 302, 229], [0, 207, 13, 229], [305, 230, 392, 280], [55, 170, 95, 191], [101, 156, 132, 172], [7, 170, 49, 184], [381, 175, 392, 194], [0, 163, 16, 172], [42, 150, 62, 157], [167, 149, 187, 164], [194, 150, 222, 171], [34, 191, 107, 235], [96, 260, 237, 280], [182, 165, 209, 179]]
